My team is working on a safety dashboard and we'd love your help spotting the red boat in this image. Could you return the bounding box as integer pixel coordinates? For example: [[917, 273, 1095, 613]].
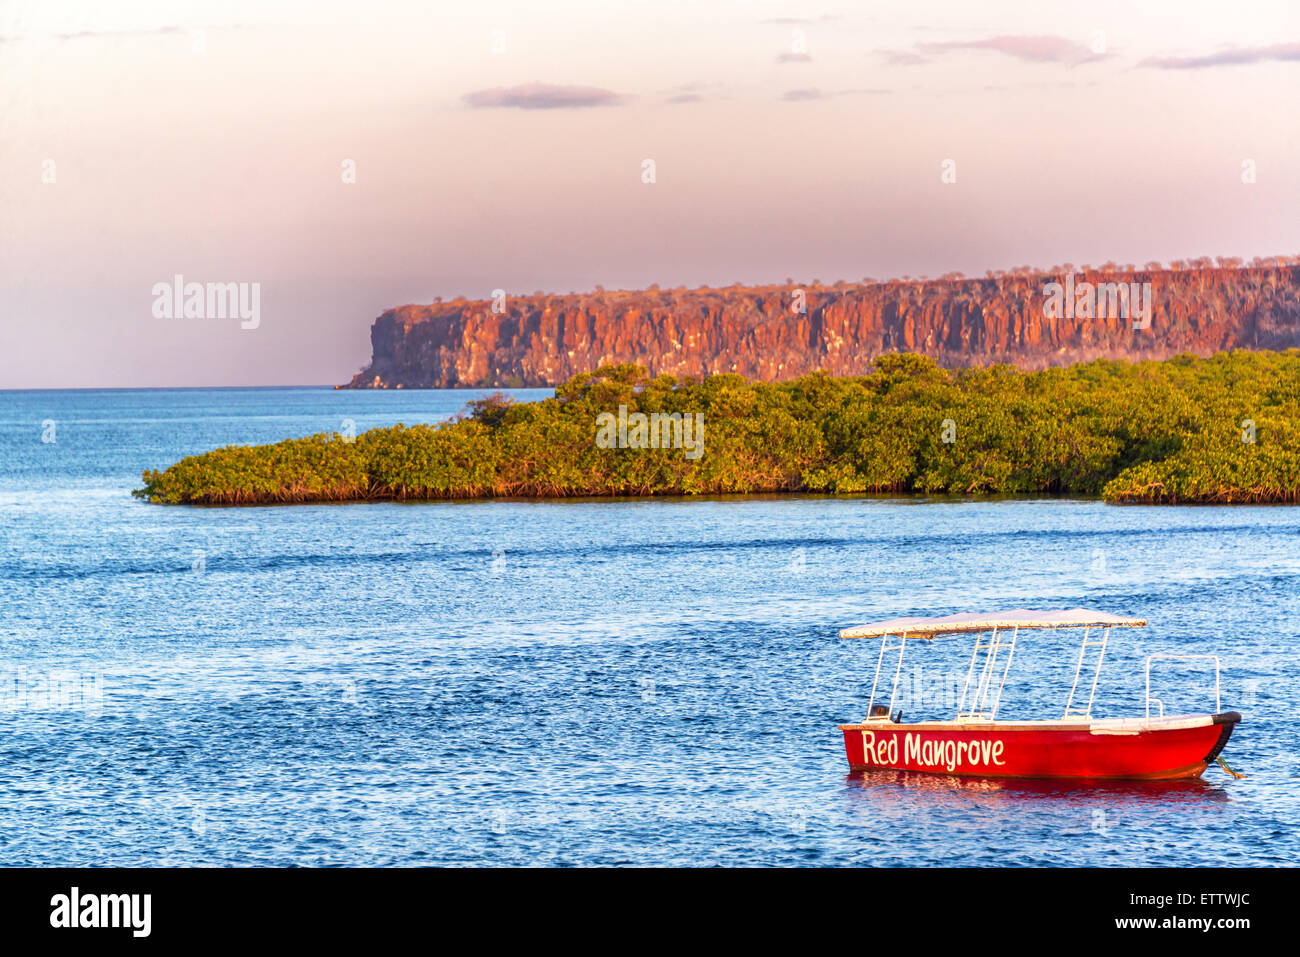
[[837, 609, 1240, 780]]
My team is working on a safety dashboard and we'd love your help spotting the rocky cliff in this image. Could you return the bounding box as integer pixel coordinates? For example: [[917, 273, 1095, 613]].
[[341, 259, 1300, 388]]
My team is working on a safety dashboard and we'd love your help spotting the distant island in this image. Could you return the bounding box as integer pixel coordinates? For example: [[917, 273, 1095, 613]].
[[139, 350, 1300, 506], [340, 258, 1300, 389]]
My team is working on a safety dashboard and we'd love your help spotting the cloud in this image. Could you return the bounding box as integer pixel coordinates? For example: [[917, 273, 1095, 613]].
[[462, 82, 627, 110], [55, 26, 185, 40], [882, 50, 930, 66], [1138, 41, 1300, 69], [663, 81, 722, 104], [781, 87, 888, 102], [776, 52, 813, 63], [35, 24, 249, 43], [762, 15, 841, 24], [916, 35, 1106, 66]]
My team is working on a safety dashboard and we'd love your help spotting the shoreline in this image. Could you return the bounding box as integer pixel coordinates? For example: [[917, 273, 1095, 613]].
[[135, 489, 1300, 509]]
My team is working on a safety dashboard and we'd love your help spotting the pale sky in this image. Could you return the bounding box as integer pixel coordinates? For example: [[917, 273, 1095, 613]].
[[2, 0, 1298, 387]]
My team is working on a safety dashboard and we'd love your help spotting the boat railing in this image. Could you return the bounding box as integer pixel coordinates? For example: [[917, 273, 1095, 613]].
[[1144, 654, 1221, 719]]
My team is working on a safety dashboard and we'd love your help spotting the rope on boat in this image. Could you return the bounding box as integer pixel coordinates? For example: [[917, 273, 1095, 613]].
[[1216, 756, 1247, 779]]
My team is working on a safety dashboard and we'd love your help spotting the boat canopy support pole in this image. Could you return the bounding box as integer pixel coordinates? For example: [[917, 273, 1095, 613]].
[[958, 627, 1010, 720], [866, 632, 908, 720], [1085, 626, 1110, 717], [1064, 626, 1110, 719], [990, 626, 1019, 719], [887, 633, 906, 716], [957, 630, 985, 718], [1064, 626, 1089, 717], [867, 634, 889, 719], [973, 628, 1001, 716]]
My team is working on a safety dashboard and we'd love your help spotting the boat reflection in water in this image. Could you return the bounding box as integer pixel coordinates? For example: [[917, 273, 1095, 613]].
[[844, 767, 1230, 803], [837, 767, 1234, 864]]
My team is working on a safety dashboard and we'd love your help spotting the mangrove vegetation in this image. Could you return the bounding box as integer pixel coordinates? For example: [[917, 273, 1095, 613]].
[[136, 350, 1300, 506]]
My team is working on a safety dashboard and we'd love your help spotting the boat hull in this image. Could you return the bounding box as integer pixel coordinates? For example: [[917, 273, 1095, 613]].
[[838, 712, 1240, 780]]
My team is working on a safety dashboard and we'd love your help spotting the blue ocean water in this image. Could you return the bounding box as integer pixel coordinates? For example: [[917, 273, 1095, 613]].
[[0, 387, 1296, 866]]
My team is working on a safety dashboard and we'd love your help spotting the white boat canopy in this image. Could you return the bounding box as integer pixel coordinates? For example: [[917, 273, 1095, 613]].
[[839, 608, 1146, 640]]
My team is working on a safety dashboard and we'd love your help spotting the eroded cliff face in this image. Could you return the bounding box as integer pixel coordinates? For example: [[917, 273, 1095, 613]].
[[341, 263, 1300, 388]]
